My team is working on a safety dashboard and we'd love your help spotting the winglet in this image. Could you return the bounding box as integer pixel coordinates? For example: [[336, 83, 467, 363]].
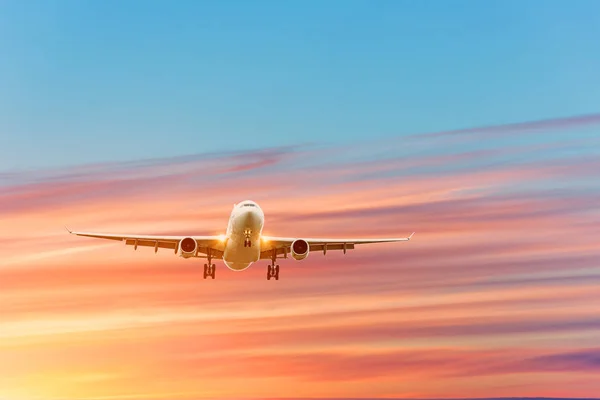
[[408, 232, 415, 239], [65, 226, 73, 234]]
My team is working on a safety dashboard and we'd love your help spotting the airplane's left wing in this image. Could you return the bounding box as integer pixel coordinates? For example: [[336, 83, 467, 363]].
[[66, 227, 225, 258], [259, 232, 415, 259]]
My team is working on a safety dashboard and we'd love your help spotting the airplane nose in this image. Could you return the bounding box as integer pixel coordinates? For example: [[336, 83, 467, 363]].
[[243, 209, 255, 223]]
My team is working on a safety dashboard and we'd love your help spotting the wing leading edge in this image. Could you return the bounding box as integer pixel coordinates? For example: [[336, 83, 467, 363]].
[[65, 227, 224, 258], [259, 232, 414, 258]]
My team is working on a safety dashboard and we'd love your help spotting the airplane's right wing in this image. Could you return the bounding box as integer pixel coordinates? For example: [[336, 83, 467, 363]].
[[259, 232, 415, 259]]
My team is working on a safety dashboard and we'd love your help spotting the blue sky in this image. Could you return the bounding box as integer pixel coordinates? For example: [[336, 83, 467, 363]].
[[1, 0, 599, 170]]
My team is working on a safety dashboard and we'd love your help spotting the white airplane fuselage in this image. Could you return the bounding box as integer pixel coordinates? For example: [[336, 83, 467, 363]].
[[222, 200, 265, 271]]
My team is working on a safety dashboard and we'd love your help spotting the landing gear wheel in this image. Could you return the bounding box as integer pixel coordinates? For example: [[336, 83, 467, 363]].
[[267, 249, 280, 281], [267, 264, 280, 280], [204, 263, 216, 279], [203, 249, 216, 280], [244, 230, 252, 247]]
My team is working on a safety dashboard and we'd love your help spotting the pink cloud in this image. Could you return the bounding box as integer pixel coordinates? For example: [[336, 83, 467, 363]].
[[410, 112, 600, 139], [2, 123, 600, 399]]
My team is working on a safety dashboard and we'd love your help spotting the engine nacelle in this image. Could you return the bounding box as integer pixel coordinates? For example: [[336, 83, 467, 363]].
[[178, 237, 198, 258], [291, 239, 309, 261]]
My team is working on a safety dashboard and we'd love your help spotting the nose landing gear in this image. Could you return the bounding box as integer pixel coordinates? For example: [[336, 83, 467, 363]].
[[244, 229, 252, 247], [267, 248, 280, 280]]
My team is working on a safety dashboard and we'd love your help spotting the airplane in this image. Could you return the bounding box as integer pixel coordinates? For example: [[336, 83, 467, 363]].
[[67, 200, 415, 280]]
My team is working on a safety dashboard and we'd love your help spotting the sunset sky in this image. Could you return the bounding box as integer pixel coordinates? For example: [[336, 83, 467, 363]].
[[2, 1, 600, 399]]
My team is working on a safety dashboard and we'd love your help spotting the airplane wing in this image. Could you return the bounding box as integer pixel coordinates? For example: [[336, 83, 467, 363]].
[[259, 232, 414, 259], [66, 227, 225, 258]]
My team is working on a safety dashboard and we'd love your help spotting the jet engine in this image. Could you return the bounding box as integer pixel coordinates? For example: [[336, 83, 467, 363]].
[[178, 237, 198, 258], [291, 239, 309, 260]]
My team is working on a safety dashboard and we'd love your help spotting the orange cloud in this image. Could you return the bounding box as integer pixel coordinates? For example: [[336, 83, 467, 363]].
[[1, 135, 600, 399]]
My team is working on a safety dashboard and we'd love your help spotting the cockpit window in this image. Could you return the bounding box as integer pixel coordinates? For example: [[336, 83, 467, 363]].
[[242, 203, 256, 207]]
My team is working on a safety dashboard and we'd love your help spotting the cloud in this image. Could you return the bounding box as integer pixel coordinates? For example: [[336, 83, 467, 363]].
[[410, 112, 600, 139], [2, 113, 600, 398], [524, 349, 600, 372], [0, 146, 302, 217]]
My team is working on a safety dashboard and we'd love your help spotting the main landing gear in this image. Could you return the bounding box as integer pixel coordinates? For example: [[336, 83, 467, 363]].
[[203, 249, 216, 279], [267, 249, 280, 280], [204, 263, 215, 279], [243, 229, 252, 247]]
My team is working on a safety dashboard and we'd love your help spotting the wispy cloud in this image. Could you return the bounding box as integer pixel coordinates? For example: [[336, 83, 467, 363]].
[[1, 114, 600, 399], [410, 112, 600, 139]]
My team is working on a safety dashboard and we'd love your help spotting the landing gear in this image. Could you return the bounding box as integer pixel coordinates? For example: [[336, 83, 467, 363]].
[[244, 229, 252, 247], [203, 248, 216, 279], [267, 249, 280, 280], [203, 263, 216, 279], [267, 264, 280, 280]]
